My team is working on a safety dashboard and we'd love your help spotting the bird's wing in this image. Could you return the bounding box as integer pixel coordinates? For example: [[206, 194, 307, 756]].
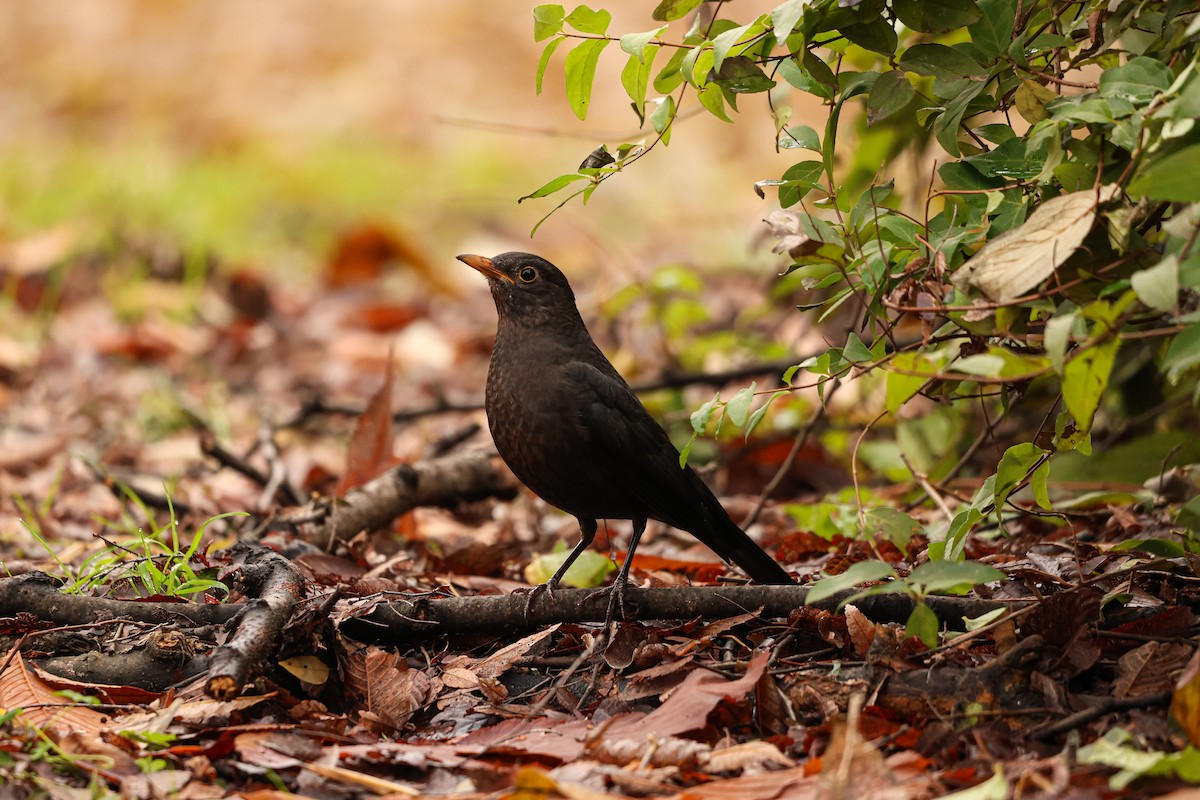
[[563, 360, 702, 526], [564, 360, 795, 585]]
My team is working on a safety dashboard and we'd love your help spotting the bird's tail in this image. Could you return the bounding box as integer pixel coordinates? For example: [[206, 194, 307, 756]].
[[691, 495, 795, 585]]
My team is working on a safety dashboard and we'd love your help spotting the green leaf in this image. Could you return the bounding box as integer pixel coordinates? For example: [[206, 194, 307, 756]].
[[725, 382, 757, 426], [899, 44, 987, 81], [950, 347, 1050, 379], [565, 5, 611, 34], [1177, 495, 1200, 533], [745, 390, 785, 437], [886, 352, 933, 413], [996, 442, 1048, 511], [1062, 336, 1119, 433], [934, 80, 987, 157], [621, 46, 660, 120], [802, 51, 838, 91], [771, 0, 807, 42], [967, 0, 1017, 59], [653, 47, 687, 93], [907, 559, 1005, 596], [778, 123, 821, 151], [963, 137, 1045, 179], [841, 19, 899, 56], [905, 601, 940, 648], [536, 36, 566, 95], [649, 95, 676, 141], [1099, 56, 1175, 104], [528, 543, 615, 587], [1128, 146, 1200, 202], [867, 70, 915, 124], [1015, 78, 1058, 123], [652, 0, 703, 22], [678, 434, 697, 468], [892, 0, 981, 34], [711, 19, 758, 74], [1162, 323, 1200, 383], [1043, 312, 1079, 376], [778, 56, 836, 100], [843, 332, 873, 363], [806, 560, 897, 605], [1110, 538, 1187, 558], [518, 172, 588, 203], [681, 45, 714, 88], [1130, 255, 1180, 312], [533, 4, 566, 41], [620, 26, 667, 59], [865, 507, 921, 551], [690, 394, 720, 433], [777, 160, 824, 207], [564, 38, 611, 120], [696, 83, 733, 122], [710, 56, 776, 94], [942, 506, 983, 561]]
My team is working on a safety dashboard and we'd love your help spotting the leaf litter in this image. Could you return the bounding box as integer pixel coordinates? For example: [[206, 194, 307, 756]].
[[0, 227, 1199, 798]]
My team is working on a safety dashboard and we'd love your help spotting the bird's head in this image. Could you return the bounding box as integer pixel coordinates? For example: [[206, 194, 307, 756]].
[[457, 252, 580, 328]]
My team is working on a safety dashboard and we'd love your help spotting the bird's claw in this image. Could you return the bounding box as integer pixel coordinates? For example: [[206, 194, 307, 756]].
[[522, 579, 559, 622], [602, 578, 630, 632]]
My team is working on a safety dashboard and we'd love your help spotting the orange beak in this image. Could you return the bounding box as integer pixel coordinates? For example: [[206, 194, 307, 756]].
[[457, 254, 513, 284]]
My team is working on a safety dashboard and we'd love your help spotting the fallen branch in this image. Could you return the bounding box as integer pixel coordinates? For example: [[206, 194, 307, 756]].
[[36, 630, 209, 690], [0, 573, 237, 627], [205, 543, 307, 699], [1030, 690, 1173, 740], [338, 584, 1027, 640], [286, 450, 518, 547]]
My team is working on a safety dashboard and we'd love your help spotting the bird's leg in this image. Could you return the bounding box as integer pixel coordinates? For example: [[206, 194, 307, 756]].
[[603, 518, 647, 630], [524, 517, 598, 620]]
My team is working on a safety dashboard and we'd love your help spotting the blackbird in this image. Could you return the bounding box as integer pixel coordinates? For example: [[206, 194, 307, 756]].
[[458, 252, 794, 617]]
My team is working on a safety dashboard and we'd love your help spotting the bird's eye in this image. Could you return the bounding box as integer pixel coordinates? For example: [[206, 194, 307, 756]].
[[518, 266, 539, 283]]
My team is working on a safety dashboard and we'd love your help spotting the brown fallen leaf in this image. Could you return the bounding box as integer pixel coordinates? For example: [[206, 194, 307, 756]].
[[0, 650, 107, 736], [1115, 641, 1193, 698], [337, 352, 396, 495]]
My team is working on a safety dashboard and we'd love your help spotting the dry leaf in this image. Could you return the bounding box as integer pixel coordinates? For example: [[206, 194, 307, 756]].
[[0, 651, 107, 736], [953, 185, 1119, 301], [337, 353, 396, 494], [706, 740, 795, 773], [278, 656, 331, 687], [341, 646, 430, 731]]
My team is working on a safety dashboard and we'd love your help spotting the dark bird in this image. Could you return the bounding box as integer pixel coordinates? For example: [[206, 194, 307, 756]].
[[457, 252, 794, 618]]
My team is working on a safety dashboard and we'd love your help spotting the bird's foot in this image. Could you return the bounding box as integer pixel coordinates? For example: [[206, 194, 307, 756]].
[[522, 579, 559, 622], [601, 576, 630, 632]]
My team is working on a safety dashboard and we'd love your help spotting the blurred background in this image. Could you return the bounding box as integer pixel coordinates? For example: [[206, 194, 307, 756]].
[[0, 0, 807, 279], [1, 1, 845, 547]]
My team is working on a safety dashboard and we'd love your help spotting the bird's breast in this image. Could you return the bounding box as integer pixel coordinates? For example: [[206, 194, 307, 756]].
[[484, 332, 604, 513]]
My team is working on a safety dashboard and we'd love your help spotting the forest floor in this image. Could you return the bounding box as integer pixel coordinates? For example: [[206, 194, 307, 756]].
[[2, 224, 1199, 799]]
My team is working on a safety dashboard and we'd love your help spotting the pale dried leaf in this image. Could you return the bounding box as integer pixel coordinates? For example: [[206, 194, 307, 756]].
[[706, 740, 795, 773], [278, 655, 330, 686], [589, 734, 710, 768], [953, 185, 1119, 301]]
